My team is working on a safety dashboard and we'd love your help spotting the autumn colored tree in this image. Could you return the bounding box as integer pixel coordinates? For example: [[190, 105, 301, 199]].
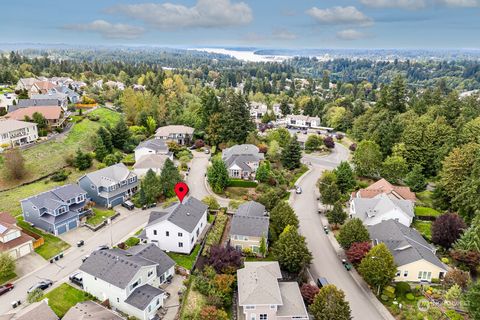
[[3, 148, 27, 180], [301, 283, 319, 305], [207, 245, 243, 274], [199, 306, 228, 320], [431, 213, 466, 249], [443, 268, 471, 290], [346, 241, 372, 265]]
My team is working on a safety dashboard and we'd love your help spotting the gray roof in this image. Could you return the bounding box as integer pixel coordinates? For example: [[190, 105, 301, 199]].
[[134, 138, 169, 153], [63, 301, 123, 320], [126, 243, 176, 276], [277, 282, 309, 318], [155, 125, 194, 137], [237, 262, 283, 306], [133, 154, 170, 170], [237, 201, 266, 217], [225, 154, 261, 172], [230, 215, 269, 238], [124, 284, 164, 311], [16, 99, 59, 107], [368, 220, 447, 270], [79, 248, 155, 289], [31, 93, 67, 101], [222, 144, 263, 160], [82, 163, 136, 188], [14, 299, 58, 320], [22, 184, 86, 211], [352, 193, 414, 224], [147, 197, 208, 233], [0, 119, 37, 135]]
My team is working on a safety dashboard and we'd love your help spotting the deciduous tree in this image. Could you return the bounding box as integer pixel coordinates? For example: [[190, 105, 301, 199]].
[[431, 213, 466, 249], [309, 284, 352, 320], [272, 225, 312, 274], [346, 241, 371, 265], [327, 202, 348, 226], [3, 148, 26, 180], [318, 171, 341, 208], [381, 155, 408, 183], [334, 161, 356, 194], [463, 280, 480, 320], [358, 243, 397, 295], [337, 218, 370, 250], [301, 283, 319, 305], [352, 140, 382, 177], [443, 268, 471, 290]]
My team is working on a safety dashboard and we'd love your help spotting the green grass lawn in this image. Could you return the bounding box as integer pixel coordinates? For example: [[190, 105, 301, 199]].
[[413, 220, 432, 241], [415, 206, 441, 218], [0, 272, 16, 285], [208, 213, 215, 224], [416, 190, 434, 208], [86, 208, 115, 226], [43, 283, 90, 317], [0, 108, 120, 191], [167, 244, 200, 270], [17, 219, 70, 260]]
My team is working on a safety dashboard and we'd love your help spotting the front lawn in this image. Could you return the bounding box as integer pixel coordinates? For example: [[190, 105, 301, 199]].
[[416, 190, 434, 208], [0, 107, 120, 190], [167, 244, 201, 270], [413, 220, 432, 241], [17, 219, 70, 260], [415, 206, 441, 218], [86, 208, 115, 226], [43, 283, 91, 317]]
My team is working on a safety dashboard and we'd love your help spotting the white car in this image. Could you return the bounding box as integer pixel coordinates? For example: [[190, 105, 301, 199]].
[[295, 187, 302, 194]]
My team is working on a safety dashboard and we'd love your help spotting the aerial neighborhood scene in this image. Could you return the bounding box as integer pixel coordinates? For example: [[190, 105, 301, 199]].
[[1, 1, 480, 320]]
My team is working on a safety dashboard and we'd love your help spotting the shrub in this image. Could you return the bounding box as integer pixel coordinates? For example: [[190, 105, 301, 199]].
[[300, 283, 319, 305], [346, 241, 371, 264], [87, 114, 100, 121], [445, 310, 463, 320], [395, 282, 411, 296], [202, 212, 228, 256], [242, 247, 256, 258], [443, 268, 471, 289], [194, 139, 205, 148], [349, 143, 357, 151], [27, 288, 43, 303], [50, 169, 69, 182], [202, 196, 220, 210], [207, 245, 243, 274], [405, 293, 415, 301], [380, 294, 389, 302], [323, 136, 335, 148], [199, 306, 228, 320]]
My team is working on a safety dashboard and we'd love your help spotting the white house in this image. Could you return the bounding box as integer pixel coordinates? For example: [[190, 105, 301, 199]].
[[134, 139, 171, 162], [350, 193, 414, 227], [286, 114, 321, 129], [133, 154, 171, 177], [80, 244, 175, 320], [221, 144, 265, 180], [0, 119, 38, 148], [144, 197, 208, 254]]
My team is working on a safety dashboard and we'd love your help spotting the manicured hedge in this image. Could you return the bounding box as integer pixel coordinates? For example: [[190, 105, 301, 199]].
[[202, 212, 228, 256], [227, 179, 258, 188]]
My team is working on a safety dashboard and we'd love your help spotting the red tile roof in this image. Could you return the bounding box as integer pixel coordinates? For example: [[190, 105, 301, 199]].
[[353, 178, 416, 202], [6, 106, 63, 121]]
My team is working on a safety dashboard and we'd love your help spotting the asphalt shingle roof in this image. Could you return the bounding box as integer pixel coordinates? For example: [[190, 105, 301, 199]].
[[134, 138, 169, 153], [352, 193, 414, 224], [236, 201, 266, 217], [124, 284, 164, 311], [126, 243, 175, 276], [83, 163, 136, 188], [230, 215, 269, 238], [237, 262, 283, 306], [22, 184, 86, 211], [147, 197, 207, 233], [368, 220, 447, 270]]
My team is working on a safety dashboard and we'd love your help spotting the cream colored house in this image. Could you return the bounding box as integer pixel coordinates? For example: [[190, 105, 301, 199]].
[[237, 262, 308, 320], [229, 201, 268, 255], [368, 220, 448, 282]]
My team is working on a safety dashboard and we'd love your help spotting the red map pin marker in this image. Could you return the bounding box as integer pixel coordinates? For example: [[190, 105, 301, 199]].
[[174, 182, 189, 203]]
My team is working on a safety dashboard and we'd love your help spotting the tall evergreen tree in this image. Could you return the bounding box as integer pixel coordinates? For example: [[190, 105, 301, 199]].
[[140, 169, 161, 205], [94, 135, 108, 162], [97, 127, 113, 152], [219, 92, 254, 144], [159, 159, 182, 198], [318, 171, 341, 208], [269, 201, 299, 242], [334, 161, 356, 194], [281, 135, 302, 170], [111, 118, 131, 150], [207, 158, 229, 193]]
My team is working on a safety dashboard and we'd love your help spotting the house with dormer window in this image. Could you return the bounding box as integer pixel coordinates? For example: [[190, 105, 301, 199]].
[[21, 184, 90, 235], [78, 163, 139, 208]]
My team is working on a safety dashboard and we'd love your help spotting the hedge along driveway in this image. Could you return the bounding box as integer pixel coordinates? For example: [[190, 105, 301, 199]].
[[0, 108, 121, 191]]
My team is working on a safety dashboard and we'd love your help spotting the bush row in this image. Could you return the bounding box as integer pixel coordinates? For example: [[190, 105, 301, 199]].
[[202, 212, 228, 256]]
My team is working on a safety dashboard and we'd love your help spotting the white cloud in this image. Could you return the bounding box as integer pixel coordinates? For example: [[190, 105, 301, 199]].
[[360, 0, 428, 9], [272, 29, 297, 40], [306, 6, 373, 26], [107, 0, 253, 29], [438, 0, 480, 6], [65, 20, 144, 39], [336, 29, 368, 40]]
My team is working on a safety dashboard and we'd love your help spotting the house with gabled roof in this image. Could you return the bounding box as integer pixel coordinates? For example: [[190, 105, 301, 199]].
[[154, 125, 194, 145], [351, 178, 416, 202], [144, 197, 208, 254], [63, 301, 124, 320], [78, 163, 139, 208], [237, 262, 308, 320], [15, 78, 37, 92], [350, 193, 414, 227], [229, 201, 269, 255], [222, 144, 264, 180], [134, 138, 171, 162], [368, 220, 448, 282], [21, 184, 90, 235], [0, 298, 58, 320], [0, 212, 34, 259], [79, 244, 175, 320]]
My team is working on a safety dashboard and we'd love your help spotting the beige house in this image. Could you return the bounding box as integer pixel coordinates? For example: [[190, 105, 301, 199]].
[[368, 220, 448, 282], [154, 125, 194, 145], [0, 119, 38, 147], [229, 201, 269, 255], [237, 262, 308, 320], [0, 212, 34, 260]]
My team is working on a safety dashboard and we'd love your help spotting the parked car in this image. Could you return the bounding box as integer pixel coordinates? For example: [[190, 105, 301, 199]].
[[317, 277, 329, 288], [77, 240, 84, 247], [295, 186, 302, 194], [0, 283, 14, 296], [342, 259, 353, 271], [142, 203, 156, 210], [204, 149, 210, 154], [94, 245, 109, 252], [121, 200, 134, 210], [69, 272, 83, 287], [27, 280, 53, 293]]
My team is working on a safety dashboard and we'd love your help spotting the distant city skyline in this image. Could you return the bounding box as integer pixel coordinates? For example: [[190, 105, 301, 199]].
[[2, 0, 480, 48]]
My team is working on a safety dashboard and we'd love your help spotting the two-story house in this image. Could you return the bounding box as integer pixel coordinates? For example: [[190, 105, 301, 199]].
[[286, 114, 321, 129], [31, 93, 69, 110], [78, 163, 139, 208], [15, 78, 37, 92], [229, 201, 269, 256], [144, 197, 208, 254], [350, 193, 414, 227], [237, 262, 308, 320], [48, 86, 80, 104], [154, 125, 194, 146], [0, 212, 34, 259], [21, 184, 90, 235], [351, 178, 417, 203], [0, 119, 38, 147], [80, 244, 175, 320], [5, 106, 66, 129], [134, 138, 171, 162], [222, 144, 265, 180]]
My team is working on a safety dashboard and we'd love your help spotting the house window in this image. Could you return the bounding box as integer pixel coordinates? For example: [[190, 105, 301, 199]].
[[260, 315, 267, 320], [191, 237, 194, 243], [404, 271, 408, 277], [58, 207, 66, 214], [196, 228, 199, 236], [154, 230, 157, 235], [148, 305, 151, 312], [245, 305, 255, 310], [91, 184, 95, 190], [418, 271, 432, 281], [396, 270, 401, 277], [178, 232, 183, 237], [252, 246, 259, 253], [156, 299, 160, 306], [148, 271, 153, 277], [117, 298, 119, 303], [178, 242, 183, 248], [130, 279, 141, 290], [166, 231, 169, 237], [250, 314, 256, 320]]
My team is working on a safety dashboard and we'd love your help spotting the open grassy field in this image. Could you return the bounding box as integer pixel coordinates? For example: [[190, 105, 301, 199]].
[[43, 283, 90, 317], [0, 108, 120, 190]]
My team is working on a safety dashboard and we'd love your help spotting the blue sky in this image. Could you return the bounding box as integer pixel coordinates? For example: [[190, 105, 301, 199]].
[[2, 0, 480, 48]]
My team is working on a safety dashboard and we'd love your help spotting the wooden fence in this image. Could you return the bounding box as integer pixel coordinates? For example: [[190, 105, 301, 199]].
[[20, 228, 45, 249]]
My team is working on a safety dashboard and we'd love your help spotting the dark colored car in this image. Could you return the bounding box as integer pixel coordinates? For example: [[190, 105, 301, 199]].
[[77, 240, 84, 247], [121, 200, 135, 210], [0, 283, 14, 296], [317, 277, 329, 288], [94, 245, 109, 252], [27, 280, 53, 293], [69, 272, 83, 287]]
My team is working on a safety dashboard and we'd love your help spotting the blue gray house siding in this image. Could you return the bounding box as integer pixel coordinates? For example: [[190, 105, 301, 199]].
[[78, 175, 138, 208]]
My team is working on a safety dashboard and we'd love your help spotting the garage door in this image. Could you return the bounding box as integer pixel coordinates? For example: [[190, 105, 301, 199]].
[[110, 196, 124, 207], [56, 225, 67, 235], [19, 244, 31, 257], [68, 220, 78, 231]]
